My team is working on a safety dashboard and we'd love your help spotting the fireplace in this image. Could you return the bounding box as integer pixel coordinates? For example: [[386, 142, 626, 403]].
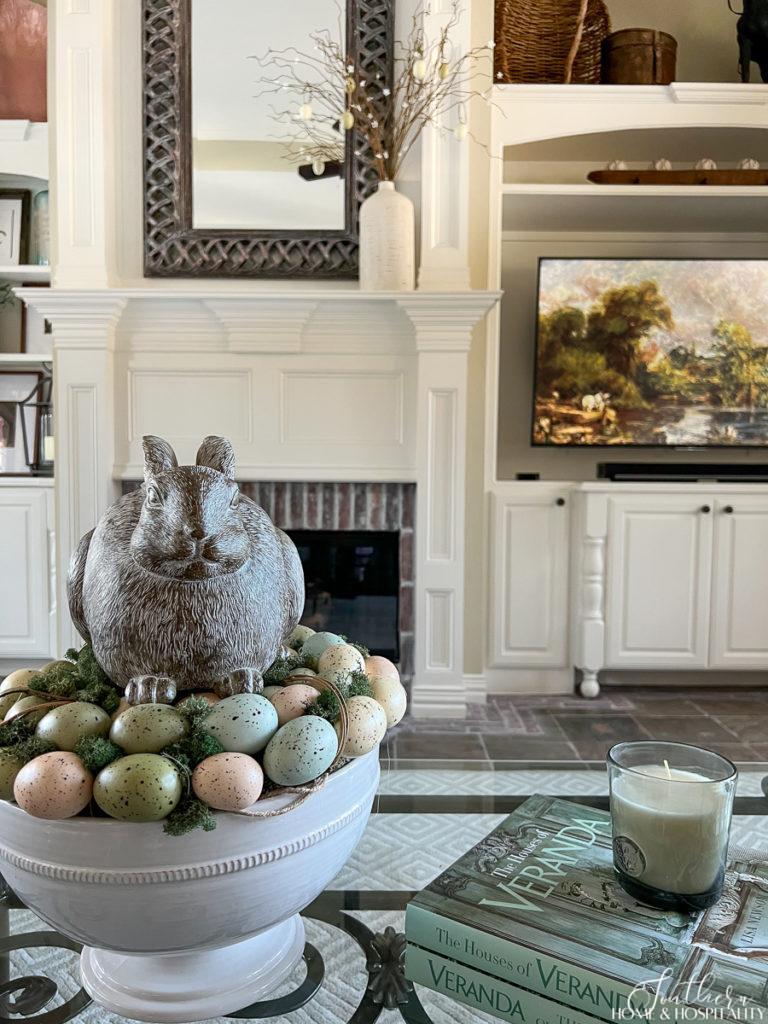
[[240, 482, 415, 678]]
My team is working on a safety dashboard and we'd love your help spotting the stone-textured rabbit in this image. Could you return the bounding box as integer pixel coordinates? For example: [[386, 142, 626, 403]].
[[67, 435, 305, 704]]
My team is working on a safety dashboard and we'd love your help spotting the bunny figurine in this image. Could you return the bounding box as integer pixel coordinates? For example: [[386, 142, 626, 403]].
[[67, 435, 305, 704]]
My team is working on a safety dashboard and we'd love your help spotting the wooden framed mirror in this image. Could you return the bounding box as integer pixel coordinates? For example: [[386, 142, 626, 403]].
[[142, 0, 393, 279]]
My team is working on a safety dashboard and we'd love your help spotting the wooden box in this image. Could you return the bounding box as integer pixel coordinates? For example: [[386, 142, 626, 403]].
[[601, 28, 677, 85]]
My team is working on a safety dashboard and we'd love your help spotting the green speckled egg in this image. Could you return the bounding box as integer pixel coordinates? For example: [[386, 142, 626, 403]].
[[93, 754, 182, 822], [36, 702, 111, 751], [0, 749, 25, 801], [263, 716, 338, 787], [299, 631, 344, 668], [109, 704, 187, 754], [287, 624, 315, 648], [5, 694, 49, 726], [205, 693, 278, 754], [0, 669, 39, 719]]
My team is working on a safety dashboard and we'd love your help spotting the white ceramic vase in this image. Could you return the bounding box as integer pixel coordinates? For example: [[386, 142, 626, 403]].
[[0, 751, 380, 1024], [359, 180, 415, 292]]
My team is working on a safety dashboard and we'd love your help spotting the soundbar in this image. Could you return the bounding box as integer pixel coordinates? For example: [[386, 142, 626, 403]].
[[597, 463, 768, 483]]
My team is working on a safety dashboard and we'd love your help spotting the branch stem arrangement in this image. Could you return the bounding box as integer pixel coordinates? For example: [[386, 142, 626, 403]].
[[251, 1, 495, 182]]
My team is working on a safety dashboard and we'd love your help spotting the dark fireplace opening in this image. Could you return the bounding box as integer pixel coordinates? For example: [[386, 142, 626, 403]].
[[288, 530, 400, 662]]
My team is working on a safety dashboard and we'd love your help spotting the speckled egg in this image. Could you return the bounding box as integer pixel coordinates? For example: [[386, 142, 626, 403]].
[[0, 669, 39, 719], [0, 749, 25, 801], [36, 702, 111, 751], [5, 694, 49, 726], [371, 676, 407, 728], [262, 685, 284, 702], [337, 696, 387, 757], [192, 752, 264, 811], [299, 631, 344, 668], [288, 624, 315, 648], [364, 656, 400, 682], [109, 704, 187, 754], [285, 667, 319, 685], [271, 684, 319, 726], [14, 752, 93, 819], [263, 716, 338, 787], [94, 754, 182, 822], [205, 693, 278, 754], [317, 644, 365, 686]]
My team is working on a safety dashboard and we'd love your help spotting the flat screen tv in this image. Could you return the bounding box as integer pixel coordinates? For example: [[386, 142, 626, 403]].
[[532, 258, 768, 448]]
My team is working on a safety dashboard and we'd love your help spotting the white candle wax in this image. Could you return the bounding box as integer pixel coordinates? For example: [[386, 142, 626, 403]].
[[43, 436, 54, 462], [610, 764, 732, 895]]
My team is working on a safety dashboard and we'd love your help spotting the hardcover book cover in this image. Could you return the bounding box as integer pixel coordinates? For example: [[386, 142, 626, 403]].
[[405, 795, 768, 1023]]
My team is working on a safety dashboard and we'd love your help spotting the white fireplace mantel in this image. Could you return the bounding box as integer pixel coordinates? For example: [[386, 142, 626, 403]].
[[17, 287, 500, 718]]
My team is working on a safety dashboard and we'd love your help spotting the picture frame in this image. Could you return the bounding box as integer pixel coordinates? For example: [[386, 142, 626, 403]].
[[0, 370, 41, 475], [0, 190, 31, 266]]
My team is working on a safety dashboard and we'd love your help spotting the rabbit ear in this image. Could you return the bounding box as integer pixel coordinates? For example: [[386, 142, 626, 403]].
[[142, 435, 178, 481], [196, 435, 236, 480]]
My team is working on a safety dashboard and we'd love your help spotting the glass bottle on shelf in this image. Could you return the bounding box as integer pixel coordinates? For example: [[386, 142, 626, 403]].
[[32, 189, 50, 266]]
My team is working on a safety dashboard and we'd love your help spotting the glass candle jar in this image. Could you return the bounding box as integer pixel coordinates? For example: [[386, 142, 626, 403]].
[[607, 741, 736, 911]]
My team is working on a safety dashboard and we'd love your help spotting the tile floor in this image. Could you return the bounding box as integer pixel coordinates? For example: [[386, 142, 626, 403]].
[[386, 686, 768, 766]]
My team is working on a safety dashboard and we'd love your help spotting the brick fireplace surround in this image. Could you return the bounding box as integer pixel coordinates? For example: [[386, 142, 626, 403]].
[[241, 482, 416, 679]]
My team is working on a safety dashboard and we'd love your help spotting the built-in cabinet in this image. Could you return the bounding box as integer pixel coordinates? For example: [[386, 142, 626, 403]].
[[490, 483, 768, 697], [0, 483, 55, 669]]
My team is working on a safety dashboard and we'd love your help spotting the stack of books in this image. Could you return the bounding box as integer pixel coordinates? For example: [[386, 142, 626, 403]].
[[405, 795, 768, 1023]]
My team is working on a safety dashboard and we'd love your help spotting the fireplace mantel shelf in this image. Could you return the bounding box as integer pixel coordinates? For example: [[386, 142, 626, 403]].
[[16, 288, 501, 354]]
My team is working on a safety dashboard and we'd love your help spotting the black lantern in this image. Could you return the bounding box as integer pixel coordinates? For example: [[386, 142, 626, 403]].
[[19, 366, 53, 476]]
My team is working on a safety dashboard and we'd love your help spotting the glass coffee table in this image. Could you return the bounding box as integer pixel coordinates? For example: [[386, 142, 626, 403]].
[[2, 757, 767, 1024]]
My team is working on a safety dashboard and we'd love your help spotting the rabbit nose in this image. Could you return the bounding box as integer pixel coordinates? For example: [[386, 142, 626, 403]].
[[185, 525, 207, 542]]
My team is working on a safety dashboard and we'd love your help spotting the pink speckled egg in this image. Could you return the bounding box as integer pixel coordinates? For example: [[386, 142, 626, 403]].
[[14, 752, 93, 819], [192, 752, 263, 811], [364, 656, 400, 682], [270, 684, 319, 726]]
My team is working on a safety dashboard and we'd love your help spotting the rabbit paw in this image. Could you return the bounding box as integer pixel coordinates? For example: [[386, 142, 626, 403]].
[[125, 675, 177, 705], [214, 667, 264, 698]]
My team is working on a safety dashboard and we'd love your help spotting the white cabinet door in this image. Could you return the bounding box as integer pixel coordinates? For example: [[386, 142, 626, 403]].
[[0, 489, 51, 659], [489, 488, 570, 667], [605, 495, 713, 669], [710, 497, 768, 669]]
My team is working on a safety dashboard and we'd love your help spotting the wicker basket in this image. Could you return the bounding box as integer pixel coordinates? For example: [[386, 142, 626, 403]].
[[495, 0, 611, 84]]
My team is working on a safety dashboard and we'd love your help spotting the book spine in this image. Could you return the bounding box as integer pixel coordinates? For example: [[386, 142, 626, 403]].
[[406, 944, 603, 1024], [406, 903, 660, 1023]]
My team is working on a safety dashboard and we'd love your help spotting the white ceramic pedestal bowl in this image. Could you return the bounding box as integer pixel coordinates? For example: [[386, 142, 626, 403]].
[[0, 750, 380, 1023]]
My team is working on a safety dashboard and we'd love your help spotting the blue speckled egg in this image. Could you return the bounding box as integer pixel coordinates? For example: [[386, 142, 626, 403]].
[[263, 716, 338, 787], [299, 631, 344, 668], [205, 693, 278, 754]]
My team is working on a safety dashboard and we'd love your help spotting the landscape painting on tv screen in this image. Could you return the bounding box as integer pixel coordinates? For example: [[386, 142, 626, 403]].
[[533, 258, 768, 447]]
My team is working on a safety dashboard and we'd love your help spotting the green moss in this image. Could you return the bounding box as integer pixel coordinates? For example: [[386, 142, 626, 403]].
[[162, 731, 225, 771], [176, 696, 214, 733], [305, 689, 340, 722], [15, 736, 57, 764], [263, 653, 302, 686], [29, 644, 121, 713], [27, 673, 77, 699], [346, 672, 374, 699], [74, 736, 123, 774], [0, 716, 36, 748], [163, 795, 217, 836]]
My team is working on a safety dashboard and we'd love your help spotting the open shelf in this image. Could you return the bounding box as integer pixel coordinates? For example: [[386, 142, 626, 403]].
[[0, 265, 50, 283], [501, 184, 768, 234], [0, 352, 51, 369]]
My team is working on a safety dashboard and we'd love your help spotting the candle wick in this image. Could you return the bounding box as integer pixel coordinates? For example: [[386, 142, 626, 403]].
[[663, 759, 672, 780]]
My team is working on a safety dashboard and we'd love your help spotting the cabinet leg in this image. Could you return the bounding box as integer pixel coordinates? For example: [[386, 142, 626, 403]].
[[579, 670, 600, 699]]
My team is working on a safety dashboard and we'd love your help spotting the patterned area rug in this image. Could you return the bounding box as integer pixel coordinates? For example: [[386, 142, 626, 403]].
[[3, 767, 768, 1024]]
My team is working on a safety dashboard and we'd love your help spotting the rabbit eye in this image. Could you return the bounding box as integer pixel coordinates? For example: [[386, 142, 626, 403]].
[[146, 486, 162, 507]]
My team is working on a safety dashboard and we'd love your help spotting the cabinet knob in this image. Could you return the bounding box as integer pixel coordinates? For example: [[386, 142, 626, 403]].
[[723, 505, 734, 514], [556, 497, 566, 507], [700, 505, 711, 514]]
